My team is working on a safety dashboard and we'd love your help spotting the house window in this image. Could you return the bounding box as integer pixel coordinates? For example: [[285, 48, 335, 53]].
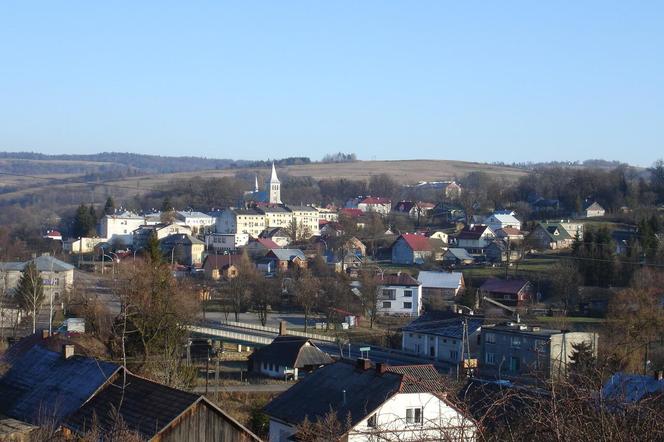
[[381, 289, 396, 300], [485, 352, 496, 365], [485, 332, 496, 344], [367, 414, 376, 428], [510, 356, 520, 372], [405, 407, 422, 424], [511, 337, 521, 348], [382, 301, 391, 309], [403, 302, 412, 309], [450, 350, 459, 360], [404, 290, 413, 297]]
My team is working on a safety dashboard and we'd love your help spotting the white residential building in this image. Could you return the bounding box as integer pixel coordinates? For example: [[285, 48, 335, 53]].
[[205, 233, 249, 252], [402, 311, 483, 364], [484, 213, 522, 232], [100, 211, 157, 246], [376, 274, 423, 317], [264, 359, 477, 442], [216, 209, 266, 238], [175, 211, 215, 234]]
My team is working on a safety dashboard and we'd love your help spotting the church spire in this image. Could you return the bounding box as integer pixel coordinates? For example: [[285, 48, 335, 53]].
[[270, 161, 280, 183]]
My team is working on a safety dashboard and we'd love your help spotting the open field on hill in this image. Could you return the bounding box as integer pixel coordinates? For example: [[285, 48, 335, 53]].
[[106, 159, 527, 188], [0, 159, 527, 206]]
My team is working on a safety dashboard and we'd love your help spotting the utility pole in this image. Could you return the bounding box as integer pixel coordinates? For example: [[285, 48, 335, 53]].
[[205, 348, 210, 395]]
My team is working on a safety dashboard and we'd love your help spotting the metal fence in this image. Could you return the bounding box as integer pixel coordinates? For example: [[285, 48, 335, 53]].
[[218, 320, 338, 342]]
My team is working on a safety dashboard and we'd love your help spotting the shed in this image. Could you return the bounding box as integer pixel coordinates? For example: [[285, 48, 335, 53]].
[[248, 335, 333, 380]]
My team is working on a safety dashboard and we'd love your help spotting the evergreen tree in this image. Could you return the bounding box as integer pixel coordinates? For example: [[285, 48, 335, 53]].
[[16, 261, 44, 334], [72, 204, 96, 237], [569, 341, 598, 386], [104, 196, 116, 215], [146, 231, 163, 264]]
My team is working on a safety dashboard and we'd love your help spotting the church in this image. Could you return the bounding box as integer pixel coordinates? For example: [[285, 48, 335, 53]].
[[244, 162, 282, 204]]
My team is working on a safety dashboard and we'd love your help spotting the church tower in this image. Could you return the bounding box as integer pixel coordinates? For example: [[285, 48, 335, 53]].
[[267, 162, 281, 204]]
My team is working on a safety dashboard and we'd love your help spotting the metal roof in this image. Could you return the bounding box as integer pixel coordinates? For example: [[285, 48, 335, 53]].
[[402, 312, 484, 339], [248, 335, 333, 368], [417, 271, 463, 289], [0, 255, 75, 273]]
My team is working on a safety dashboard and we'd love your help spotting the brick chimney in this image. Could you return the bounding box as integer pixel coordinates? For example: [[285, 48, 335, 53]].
[[279, 321, 287, 336], [376, 362, 388, 375], [356, 358, 371, 371], [42, 329, 49, 339], [62, 344, 75, 360]]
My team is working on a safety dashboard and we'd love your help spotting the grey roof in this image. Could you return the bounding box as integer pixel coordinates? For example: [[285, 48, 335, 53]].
[[258, 206, 290, 213], [264, 360, 445, 428], [417, 271, 463, 289], [0, 346, 119, 425], [444, 248, 473, 260], [160, 233, 204, 245], [267, 249, 306, 261], [537, 223, 573, 241], [285, 205, 318, 212], [0, 255, 75, 273], [248, 336, 333, 368], [65, 372, 202, 440], [602, 372, 664, 404], [402, 312, 484, 339], [176, 210, 213, 219]]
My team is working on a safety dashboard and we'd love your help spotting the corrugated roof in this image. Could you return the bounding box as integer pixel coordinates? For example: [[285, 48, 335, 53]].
[[397, 233, 433, 252], [0, 346, 119, 425], [417, 271, 463, 289], [402, 312, 484, 339]]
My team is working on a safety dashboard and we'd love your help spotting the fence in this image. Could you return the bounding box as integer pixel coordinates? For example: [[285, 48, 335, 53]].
[[209, 320, 339, 343]]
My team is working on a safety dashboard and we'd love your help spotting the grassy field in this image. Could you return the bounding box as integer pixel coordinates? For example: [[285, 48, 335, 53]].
[[105, 159, 528, 189], [0, 158, 528, 204]]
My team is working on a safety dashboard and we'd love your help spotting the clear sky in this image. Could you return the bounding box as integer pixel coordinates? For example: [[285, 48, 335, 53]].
[[0, 1, 662, 166]]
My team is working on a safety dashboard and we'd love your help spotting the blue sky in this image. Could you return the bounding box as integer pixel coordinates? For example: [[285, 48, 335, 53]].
[[0, 1, 662, 166]]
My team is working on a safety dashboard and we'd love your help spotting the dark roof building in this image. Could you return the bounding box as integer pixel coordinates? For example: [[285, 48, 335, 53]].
[[0, 345, 119, 425], [64, 371, 261, 441], [479, 278, 533, 307], [248, 335, 333, 380], [264, 359, 476, 441]]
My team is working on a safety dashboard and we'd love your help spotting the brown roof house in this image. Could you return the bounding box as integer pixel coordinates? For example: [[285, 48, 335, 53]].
[[202, 254, 239, 280], [479, 278, 534, 307]]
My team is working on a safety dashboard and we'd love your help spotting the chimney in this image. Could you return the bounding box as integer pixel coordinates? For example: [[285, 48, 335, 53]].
[[376, 362, 388, 375], [42, 329, 49, 339], [279, 321, 287, 336], [356, 358, 372, 371], [63, 344, 75, 360]]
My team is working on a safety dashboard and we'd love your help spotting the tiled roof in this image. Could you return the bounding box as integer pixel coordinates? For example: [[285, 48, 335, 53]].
[[360, 197, 391, 205], [480, 278, 530, 295], [254, 238, 281, 249], [202, 254, 236, 269], [0, 346, 119, 425], [495, 227, 522, 237], [377, 273, 421, 286], [457, 225, 491, 240], [397, 233, 433, 252], [263, 360, 445, 429]]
